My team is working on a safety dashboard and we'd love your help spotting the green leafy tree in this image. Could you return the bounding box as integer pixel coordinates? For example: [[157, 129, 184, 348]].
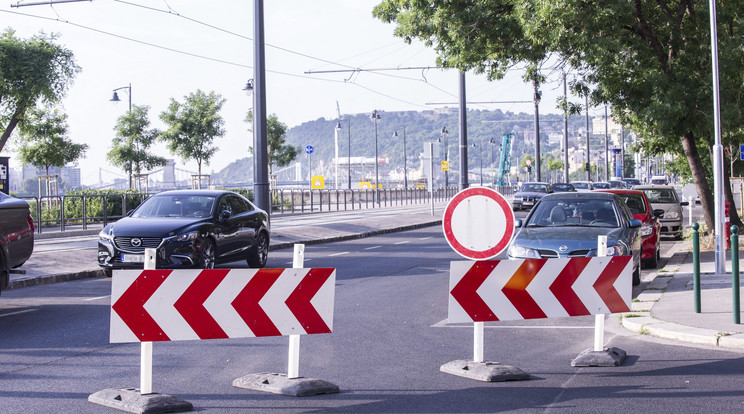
[[159, 89, 225, 180], [0, 29, 79, 153], [246, 111, 299, 175], [107, 104, 166, 188], [373, 0, 744, 234], [17, 106, 87, 195]]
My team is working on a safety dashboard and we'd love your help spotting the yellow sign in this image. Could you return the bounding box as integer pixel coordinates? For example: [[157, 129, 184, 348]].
[[416, 184, 426, 189], [441, 160, 449, 171], [359, 181, 372, 190], [311, 175, 325, 189]]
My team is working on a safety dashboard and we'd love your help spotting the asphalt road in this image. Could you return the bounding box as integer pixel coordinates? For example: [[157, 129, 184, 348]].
[[2, 223, 744, 413]]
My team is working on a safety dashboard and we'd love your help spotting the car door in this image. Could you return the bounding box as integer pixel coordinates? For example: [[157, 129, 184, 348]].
[[214, 194, 242, 261]]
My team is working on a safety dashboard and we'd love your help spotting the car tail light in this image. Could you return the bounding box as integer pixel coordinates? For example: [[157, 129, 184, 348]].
[[27, 214, 35, 232]]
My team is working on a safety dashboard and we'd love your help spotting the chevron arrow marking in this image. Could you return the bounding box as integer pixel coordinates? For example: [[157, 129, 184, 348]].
[[174, 269, 230, 340], [593, 256, 632, 313], [232, 268, 284, 337], [286, 268, 335, 334], [112, 269, 173, 342]]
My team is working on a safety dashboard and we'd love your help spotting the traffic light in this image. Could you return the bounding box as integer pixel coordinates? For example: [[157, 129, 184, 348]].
[[527, 166, 532, 173], [585, 162, 590, 171]]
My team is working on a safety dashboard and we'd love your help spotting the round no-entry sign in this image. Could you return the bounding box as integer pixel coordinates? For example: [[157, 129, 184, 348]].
[[442, 187, 515, 260]]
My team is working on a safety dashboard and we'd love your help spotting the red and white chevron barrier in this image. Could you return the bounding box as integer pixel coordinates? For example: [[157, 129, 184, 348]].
[[110, 268, 336, 343], [448, 257, 631, 323]]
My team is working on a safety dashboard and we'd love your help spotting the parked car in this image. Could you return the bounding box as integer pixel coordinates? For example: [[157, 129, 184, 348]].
[[570, 181, 594, 192], [608, 179, 626, 189], [0, 192, 34, 295], [633, 185, 688, 239], [597, 189, 663, 268], [512, 182, 553, 211], [98, 190, 270, 275], [650, 175, 668, 185], [592, 182, 612, 189], [508, 191, 643, 285], [551, 183, 576, 193]]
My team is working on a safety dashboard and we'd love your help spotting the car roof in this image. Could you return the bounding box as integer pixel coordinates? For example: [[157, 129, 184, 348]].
[[153, 189, 235, 197], [595, 189, 645, 196], [632, 185, 675, 190], [540, 191, 618, 201]]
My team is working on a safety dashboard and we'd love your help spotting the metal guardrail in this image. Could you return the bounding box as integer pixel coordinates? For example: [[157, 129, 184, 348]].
[[18, 185, 515, 234]]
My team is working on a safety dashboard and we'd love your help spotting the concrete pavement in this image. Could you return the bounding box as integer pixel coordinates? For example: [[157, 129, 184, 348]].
[[6, 202, 744, 352]]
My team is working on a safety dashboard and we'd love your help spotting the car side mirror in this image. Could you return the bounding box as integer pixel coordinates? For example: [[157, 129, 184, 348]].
[[653, 209, 665, 218], [515, 219, 523, 228], [218, 210, 232, 222], [628, 218, 642, 228], [680, 201, 689, 206]]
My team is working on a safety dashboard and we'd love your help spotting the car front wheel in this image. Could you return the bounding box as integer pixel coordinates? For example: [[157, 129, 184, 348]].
[[198, 239, 216, 269], [247, 232, 269, 268]]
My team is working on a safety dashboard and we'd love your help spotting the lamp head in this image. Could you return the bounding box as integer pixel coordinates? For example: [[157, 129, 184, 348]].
[[110, 91, 121, 102], [243, 79, 254, 96]]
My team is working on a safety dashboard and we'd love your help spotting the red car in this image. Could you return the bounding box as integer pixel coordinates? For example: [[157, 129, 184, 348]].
[[596, 189, 663, 268]]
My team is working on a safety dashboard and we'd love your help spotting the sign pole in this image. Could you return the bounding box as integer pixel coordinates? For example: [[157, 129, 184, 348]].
[[141, 248, 156, 394], [594, 236, 607, 352], [473, 321, 484, 363], [429, 142, 435, 216], [288, 244, 305, 379]]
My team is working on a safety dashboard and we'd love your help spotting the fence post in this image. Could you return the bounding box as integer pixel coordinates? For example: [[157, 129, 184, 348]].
[[693, 222, 701, 313], [732, 225, 740, 324]]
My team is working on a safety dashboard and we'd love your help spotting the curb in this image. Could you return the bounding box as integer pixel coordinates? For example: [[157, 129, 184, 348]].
[[8, 269, 106, 290]]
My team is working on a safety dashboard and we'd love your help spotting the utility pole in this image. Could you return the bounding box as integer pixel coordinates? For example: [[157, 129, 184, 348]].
[[533, 79, 542, 182]]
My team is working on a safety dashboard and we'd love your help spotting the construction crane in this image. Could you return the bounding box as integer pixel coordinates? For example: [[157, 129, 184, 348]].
[[495, 132, 513, 186]]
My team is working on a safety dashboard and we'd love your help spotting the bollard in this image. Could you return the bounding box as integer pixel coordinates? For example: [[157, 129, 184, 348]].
[[732, 225, 740, 324], [693, 223, 701, 313]]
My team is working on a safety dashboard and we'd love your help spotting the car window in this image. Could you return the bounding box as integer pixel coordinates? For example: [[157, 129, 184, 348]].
[[619, 194, 647, 215], [133, 195, 215, 218], [526, 199, 619, 228], [229, 195, 252, 214], [644, 189, 677, 203], [521, 184, 548, 192], [593, 182, 611, 189], [571, 182, 589, 190]]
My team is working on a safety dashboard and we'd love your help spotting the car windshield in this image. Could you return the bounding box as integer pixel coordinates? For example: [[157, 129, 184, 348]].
[[132, 195, 216, 218], [593, 182, 611, 189], [553, 184, 573, 192], [618, 194, 647, 215], [643, 189, 677, 203], [520, 184, 548, 192], [526, 199, 620, 228], [571, 182, 590, 190]]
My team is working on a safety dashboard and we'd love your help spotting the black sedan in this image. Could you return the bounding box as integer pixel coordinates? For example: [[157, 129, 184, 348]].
[[512, 182, 553, 211], [507, 192, 643, 285], [0, 191, 34, 295], [98, 190, 270, 274]]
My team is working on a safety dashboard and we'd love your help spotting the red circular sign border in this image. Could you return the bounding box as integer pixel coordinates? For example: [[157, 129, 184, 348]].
[[442, 187, 515, 260]]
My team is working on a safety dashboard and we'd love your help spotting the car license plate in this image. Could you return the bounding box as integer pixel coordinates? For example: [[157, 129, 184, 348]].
[[121, 254, 145, 263], [523, 201, 533, 206]]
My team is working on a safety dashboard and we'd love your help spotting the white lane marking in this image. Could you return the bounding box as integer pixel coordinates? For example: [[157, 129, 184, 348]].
[[84, 295, 111, 302], [394, 240, 410, 245], [286, 259, 312, 265], [0, 309, 38, 318], [364, 246, 382, 250], [431, 319, 593, 329], [419, 237, 433, 241], [329, 252, 349, 257]]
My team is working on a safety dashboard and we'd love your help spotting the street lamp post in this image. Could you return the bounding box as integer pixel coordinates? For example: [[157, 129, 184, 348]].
[[488, 137, 496, 185], [392, 128, 408, 189], [110, 83, 133, 189], [334, 123, 341, 189], [440, 127, 449, 187], [371, 110, 381, 205]]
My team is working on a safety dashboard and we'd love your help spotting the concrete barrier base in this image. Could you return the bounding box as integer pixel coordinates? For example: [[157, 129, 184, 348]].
[[571, 347, 627, 367], [232, 373, 340, 397], [440, 360, 530, 382], [88, 387, 192, 413]]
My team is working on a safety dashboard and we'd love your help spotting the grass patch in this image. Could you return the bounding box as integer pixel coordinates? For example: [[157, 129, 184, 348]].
[[639, 327, 650, 335]]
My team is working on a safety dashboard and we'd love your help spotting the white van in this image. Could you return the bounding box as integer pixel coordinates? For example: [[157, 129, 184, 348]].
[[650, 175, 668, 185]]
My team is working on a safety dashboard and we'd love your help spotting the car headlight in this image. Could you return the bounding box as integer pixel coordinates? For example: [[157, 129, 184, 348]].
[[664, 211, 680, 220], [99, 229, 113, 243], [640, 222, 654, 237], [173, 231, 199, 242], [508, 244, 541, 259], [606, 245, 627, 256]]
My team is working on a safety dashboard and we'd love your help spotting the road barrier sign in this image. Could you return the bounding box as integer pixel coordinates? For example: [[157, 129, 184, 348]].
[[448, 257, 631, 323], [110, 268, 336, 343], [442, 187, 515, 260], [441, 160, 449, 171]]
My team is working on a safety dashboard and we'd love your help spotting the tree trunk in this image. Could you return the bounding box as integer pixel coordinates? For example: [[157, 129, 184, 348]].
[[0, 105, 25, 153], [682, 131, 715, 236], [724, 160, 743, 228]]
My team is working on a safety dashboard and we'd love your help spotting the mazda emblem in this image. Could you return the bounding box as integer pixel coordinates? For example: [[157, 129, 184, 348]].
[[131, 238, 142, 247]]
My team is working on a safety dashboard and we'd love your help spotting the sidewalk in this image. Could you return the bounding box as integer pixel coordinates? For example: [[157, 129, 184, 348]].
[[8, 202, 744, 352], [621, 243, 744, 350]]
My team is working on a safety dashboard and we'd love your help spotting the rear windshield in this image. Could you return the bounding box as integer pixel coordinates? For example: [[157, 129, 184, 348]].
[[520, 184, 548, 192], [643, 189, 677, 203], [618, 194, 647, 215]]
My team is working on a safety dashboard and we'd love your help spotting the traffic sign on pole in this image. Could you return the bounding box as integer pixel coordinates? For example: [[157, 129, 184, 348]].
[[442, 187, 515, 260]]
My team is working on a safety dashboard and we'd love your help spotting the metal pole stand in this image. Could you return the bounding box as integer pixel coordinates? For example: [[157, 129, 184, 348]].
[[571, 236, 627, 367], [693, 223, 701, 313], [88, 248, 193, 412], [731, 226, 740, 324]]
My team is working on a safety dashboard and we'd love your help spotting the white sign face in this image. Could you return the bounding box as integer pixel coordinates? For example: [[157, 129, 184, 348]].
[[682, 183, 698, 200], [442, 187, 515, 260]]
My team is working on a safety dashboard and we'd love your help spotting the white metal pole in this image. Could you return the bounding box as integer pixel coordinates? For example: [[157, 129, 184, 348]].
[[708, 0, 726, 275], [430, 142, 435, 216], [288, 244, 305, 379], [334, 128, 339, 190], [474, 321, 484, 363], [140, 248, 156, 394], [594, 236, 607, 352]]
